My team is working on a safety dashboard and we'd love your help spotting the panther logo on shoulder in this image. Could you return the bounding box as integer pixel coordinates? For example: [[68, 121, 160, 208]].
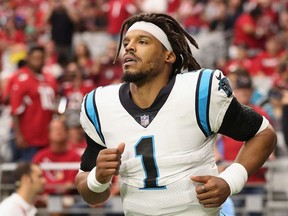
[[216, 72, 233, 97]]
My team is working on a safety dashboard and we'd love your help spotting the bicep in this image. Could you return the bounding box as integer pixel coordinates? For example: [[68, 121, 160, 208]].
[[218, 97, 263, 141]]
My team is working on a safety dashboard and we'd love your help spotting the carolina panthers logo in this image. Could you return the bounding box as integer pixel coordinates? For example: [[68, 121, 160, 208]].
[[216, 73, 233, 97]]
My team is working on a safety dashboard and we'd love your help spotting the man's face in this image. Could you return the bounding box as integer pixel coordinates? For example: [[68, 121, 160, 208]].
[[121, 30, 167, 84], [29, 164, 46, 195], [27, 50, 45, 73], [49, 120, 68, 149], [234, 88, 253, 105], [66, 62, 80, 80]]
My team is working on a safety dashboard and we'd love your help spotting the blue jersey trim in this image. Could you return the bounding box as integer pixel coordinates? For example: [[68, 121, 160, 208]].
[[196, 69, 214, 137], [85, 90, 105, 144]]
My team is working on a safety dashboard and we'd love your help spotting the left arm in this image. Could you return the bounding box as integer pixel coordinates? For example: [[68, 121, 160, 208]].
[[218, 97, 276, 178], [192, 97, 276, 208], [234, 124, 276, 177]]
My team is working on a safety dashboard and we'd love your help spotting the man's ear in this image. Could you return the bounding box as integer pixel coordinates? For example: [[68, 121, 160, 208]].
[[18, 175, 27, 187], [165, 51, 176, 64]]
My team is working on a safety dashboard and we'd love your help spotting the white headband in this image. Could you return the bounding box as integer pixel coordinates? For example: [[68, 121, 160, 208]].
[[127, 21, 173, 51]]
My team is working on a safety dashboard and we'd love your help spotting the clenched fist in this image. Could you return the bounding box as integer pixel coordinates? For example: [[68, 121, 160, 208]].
[[95, 143, 125, 184]]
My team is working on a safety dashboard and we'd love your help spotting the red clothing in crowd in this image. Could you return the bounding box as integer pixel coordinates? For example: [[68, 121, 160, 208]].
[[9, 66, 58, 147], [252, 50, 287, 77], [233, 13, 264, 49], [221, 136, 266, 183], [62, 79, 95, 111], [0, 29, 25, 45], [68, 138, 87, 157], [92, 61, 122, 87], [222, 57, 254, 75], [167, 0, 180, 15], [32, 148, 80, 194], [107, 0, 138, 36]]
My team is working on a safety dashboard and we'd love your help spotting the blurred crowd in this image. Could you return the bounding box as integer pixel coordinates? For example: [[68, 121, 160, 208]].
[[0, 0, 287, 215]]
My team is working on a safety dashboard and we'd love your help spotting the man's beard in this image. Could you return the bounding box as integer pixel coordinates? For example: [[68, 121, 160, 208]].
[[122, 65, 161, 84], [121, 71, 149, 83]]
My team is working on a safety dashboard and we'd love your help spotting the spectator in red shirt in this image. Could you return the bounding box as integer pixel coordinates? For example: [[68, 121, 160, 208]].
[[72, 42, 96, 77], [106, 0, 140, 39], [233, 5, 265, 57], [90, 40, 122, 87], [167, 0, 180, 16], [43, 40, 59, 68], [61, 61, 95, 112], [42, 40, 64, 81], [0, 15, 26, 46], [9, 45, 58, 162], [175, 0, 208, 35], [222, 43, 254, 76], [252, 35, 287, 77], [32, 117, 80, 196]]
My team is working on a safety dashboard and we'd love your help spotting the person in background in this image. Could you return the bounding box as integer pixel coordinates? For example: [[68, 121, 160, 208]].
[[232, 4, 265, 57], [72, 42, 96, 77], [61, 61, 95, 112], [32, 117, 81, 216], [90, 40, 122, 87], [259, 57, 288, 157], [32, 117, 80, 196], [65, 110, 87, 157], [8, 45, 58, 161], [42, 40, 64, 81], [45, 0, 79, 65], [252, 35, 287, 77], [106, 0, 140, 39], [0, 162, 46, 216], [222, 43, 253, 76]]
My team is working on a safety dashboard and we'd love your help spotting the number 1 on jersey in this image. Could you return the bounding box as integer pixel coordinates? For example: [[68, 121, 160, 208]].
[[135, 136, 165, 189]]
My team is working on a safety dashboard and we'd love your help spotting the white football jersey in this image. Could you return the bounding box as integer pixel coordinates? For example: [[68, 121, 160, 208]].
[[80, 68, 233, 216]]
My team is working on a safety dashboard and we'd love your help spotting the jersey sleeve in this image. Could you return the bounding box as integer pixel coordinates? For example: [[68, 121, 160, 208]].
[[209, 69, 235, 133], [201, 69, 266, 141], [195, 69, 234, 136], [80, 89, 106, 147]]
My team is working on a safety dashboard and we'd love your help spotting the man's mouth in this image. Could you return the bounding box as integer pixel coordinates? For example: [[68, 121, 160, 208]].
[[123, 55, 138, 66]]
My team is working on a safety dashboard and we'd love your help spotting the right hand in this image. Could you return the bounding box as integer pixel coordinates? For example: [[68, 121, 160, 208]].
[[191, 175, 230, 208], [95, 143, 125, 184]]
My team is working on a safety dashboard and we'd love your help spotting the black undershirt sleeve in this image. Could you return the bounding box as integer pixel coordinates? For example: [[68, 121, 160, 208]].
[[282, 105, 288, 148], [218, 97, 264, 141], [80, 133, 106, 172]]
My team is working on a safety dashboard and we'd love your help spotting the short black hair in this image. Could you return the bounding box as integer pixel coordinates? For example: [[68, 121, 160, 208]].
[[14, 162, 35, 188], [27, 45, 45, 56]]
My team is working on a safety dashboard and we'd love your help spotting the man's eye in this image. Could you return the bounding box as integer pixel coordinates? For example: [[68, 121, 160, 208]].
[[139, 40, 147, 44]]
